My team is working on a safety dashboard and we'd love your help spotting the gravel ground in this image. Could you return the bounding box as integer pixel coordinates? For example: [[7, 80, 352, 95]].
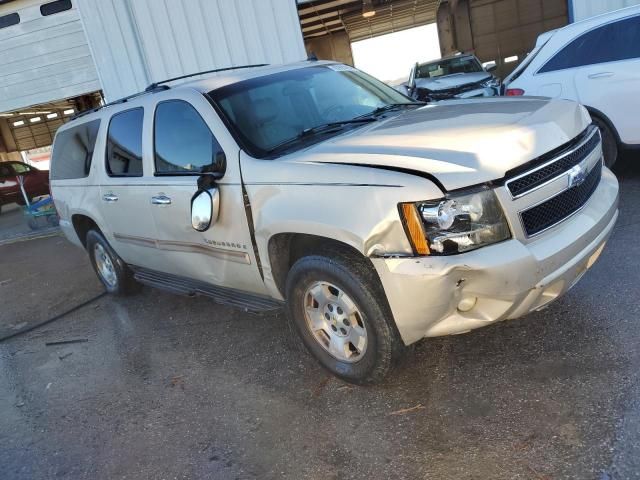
[[0, 155, 639, 480]]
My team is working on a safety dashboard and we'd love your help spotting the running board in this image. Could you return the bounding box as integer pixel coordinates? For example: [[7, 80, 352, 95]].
[[130, 266, 283, 313]]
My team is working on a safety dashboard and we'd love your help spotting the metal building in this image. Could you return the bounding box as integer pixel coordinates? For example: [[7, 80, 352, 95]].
[[0, 0, 306, 158], [570, 0, 640, 20]]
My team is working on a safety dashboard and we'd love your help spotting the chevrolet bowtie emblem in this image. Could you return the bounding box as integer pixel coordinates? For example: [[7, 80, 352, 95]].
[[568, 161, 588, 188]]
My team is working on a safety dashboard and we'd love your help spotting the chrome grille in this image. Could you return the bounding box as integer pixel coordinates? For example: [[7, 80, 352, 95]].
[[520, 161, 602, 237], [506, 127, 600, 198]]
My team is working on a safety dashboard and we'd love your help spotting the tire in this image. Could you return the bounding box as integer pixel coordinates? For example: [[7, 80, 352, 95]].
[[86, 229, 140, 295], [592, 116, 618, 168], [285, 252, 404, 385], [27, 217, 39, 230]]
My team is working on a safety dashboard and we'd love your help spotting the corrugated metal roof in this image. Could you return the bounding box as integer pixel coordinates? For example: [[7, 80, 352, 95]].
[[299, 0, 438, 41]]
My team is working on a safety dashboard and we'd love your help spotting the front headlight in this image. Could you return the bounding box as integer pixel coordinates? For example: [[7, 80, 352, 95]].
[[400, 187, 511, 255], [481, 77, 500, 88]]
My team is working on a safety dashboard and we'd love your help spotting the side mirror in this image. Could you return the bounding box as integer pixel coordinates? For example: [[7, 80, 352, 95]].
[[485, 63, 497, 73], [191, 186, 220, 232]]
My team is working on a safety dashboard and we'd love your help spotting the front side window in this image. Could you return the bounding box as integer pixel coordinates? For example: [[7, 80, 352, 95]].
[[416, 57, 483, 79], [51, 119, 101, 180], [106, 109, 143, 177], [154, 100, 223, 175], [539, 15, 640, 73], [0, 164, 13, 178], [209, 65, 410, 157]]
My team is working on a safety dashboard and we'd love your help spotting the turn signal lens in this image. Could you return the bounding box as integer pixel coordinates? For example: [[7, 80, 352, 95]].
[[506, 88, 525, 96], [399, 203, 430, 255]]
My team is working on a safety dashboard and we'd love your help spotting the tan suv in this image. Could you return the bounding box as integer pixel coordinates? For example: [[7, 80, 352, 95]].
[[50, 61, 619, 384]]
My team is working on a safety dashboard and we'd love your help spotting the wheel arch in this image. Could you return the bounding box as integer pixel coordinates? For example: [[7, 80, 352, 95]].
[[71, 213, 102, 247], [267, 232, 377, 300], [585, 106, 621, 144]]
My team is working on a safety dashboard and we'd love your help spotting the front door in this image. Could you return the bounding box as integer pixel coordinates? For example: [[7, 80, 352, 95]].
[[146, 95, 267, 295]]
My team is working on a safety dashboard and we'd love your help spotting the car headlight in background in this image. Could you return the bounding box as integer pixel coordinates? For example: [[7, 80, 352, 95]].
[[399, 187, 511, 255]]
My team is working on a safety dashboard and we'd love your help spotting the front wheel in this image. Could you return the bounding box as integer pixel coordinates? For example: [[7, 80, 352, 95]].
[[285, 253, 403, 384], [86, 229, 140, 295]]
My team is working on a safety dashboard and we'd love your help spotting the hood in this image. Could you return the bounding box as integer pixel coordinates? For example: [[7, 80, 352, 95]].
[[291, 97, 591, 191], [414, 72, 491, 91]]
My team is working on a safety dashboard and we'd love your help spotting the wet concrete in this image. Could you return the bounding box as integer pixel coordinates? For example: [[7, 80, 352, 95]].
[[1, 156, 639, 479]]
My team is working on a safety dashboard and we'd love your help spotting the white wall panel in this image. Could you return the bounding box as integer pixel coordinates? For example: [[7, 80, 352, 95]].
[[0, 0, 101, 113], [572, 0, 640, 21], [77, 0, 306, 101]]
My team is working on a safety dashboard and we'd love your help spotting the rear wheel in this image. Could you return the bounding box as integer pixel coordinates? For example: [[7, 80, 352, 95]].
[[592, 116, 618, 168], [285, 253, 403, 384], [86, 229, 140, 295]]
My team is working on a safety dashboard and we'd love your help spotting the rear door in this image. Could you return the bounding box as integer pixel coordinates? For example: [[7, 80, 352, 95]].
[[146, 91, 267, 295], [98, 107, 164, 271]]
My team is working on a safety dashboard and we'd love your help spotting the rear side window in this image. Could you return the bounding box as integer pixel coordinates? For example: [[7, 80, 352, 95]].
[[106, 108, 144, 177], [40, 0, 72, 16], [154, 100, 223, 175], [0, 12, 20, 29], [539, 15, 640, 73], [51, 119, 101, 180]]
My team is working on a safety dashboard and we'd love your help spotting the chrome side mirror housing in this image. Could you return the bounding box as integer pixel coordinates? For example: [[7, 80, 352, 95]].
[[191, 187, 220, 232]]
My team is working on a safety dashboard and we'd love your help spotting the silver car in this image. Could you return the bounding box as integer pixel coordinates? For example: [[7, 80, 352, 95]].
[[50, 61, 619, 384], [406, 54, 500, 102]]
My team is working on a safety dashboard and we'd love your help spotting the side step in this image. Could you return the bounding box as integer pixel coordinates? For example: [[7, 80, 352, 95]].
[[130, 266, 283, 313]]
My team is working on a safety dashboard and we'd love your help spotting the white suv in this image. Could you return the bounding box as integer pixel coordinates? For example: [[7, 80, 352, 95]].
[[50, 61, 619, 384], [503, 5, 640, 167]]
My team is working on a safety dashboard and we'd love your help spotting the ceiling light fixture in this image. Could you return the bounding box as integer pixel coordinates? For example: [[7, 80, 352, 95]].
[[362, 0, 376, 18]]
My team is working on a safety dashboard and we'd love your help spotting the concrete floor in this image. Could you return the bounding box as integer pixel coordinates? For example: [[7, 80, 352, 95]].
[[1, 157, 639, 480]]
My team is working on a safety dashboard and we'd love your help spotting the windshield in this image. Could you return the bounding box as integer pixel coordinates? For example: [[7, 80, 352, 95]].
[[208, 65, 412, 157], [416, 56, 483, 79]]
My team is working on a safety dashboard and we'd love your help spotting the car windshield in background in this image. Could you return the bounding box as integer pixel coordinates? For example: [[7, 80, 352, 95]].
[[416, 57, 483, 79], [208, 65, 413, 157]]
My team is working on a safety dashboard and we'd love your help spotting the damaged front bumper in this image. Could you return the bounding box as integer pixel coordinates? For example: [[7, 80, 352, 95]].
[[371, 168, 619, 345]]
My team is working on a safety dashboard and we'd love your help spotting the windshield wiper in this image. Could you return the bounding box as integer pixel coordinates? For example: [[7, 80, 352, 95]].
[[266, 118, 376, 155], [357, 102, 426, 119]]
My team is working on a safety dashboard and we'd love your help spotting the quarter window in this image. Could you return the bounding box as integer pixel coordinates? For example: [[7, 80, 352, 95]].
[[539, 15, 640, 73], [51, 119, 101, 180], [0, 12, 20, 29], [40, 0, 72, 16], [154, 100, 223, 175], [106, 109, 144, 177]]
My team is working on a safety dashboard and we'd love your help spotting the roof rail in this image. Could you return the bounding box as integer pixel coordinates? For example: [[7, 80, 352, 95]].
[[72, 85, 169, 120], [145, 64, 269, 91]]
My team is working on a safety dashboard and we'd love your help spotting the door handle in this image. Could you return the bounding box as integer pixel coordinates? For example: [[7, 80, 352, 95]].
[[588, 72, 614, 79], [102, 193, 118, 202], [151, 195, 172, 205]]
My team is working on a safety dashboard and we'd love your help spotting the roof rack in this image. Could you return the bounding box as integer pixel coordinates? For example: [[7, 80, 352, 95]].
[[72, 84, 169, 120], [72, 64, 267, 120], [145, 64, 269, 91]]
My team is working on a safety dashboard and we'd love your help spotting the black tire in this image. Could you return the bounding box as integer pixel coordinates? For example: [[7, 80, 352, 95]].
[[285, 252, 404, 385], [86, 229, 140, 295], [592, 116, 618, 168]]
